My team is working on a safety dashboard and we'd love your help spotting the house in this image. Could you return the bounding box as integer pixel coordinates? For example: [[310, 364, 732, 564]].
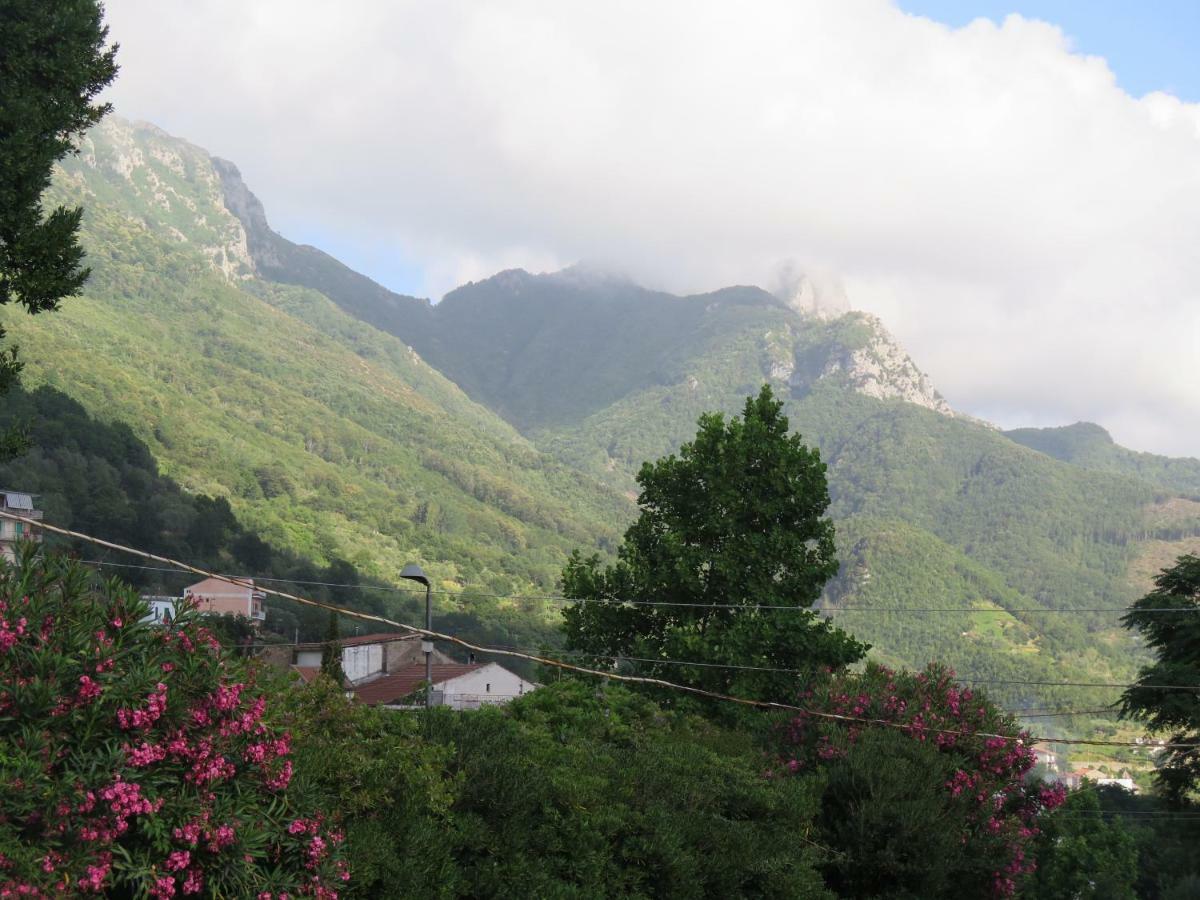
[[288, 631, 454, 685], [1096, 777, 1139, 793], [182, 576, 266, 624], [0, 491, 42, 562], [1032, 744, 1063, 774], [1059, 771, 1083, 790], [352, 661, 537, 710], [140, 596, 177, 626]]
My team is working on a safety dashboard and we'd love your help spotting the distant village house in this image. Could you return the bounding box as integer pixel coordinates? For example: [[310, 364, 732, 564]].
[[141, 596, 177, 626], [0, 491, 42, 562], [278, 631, 537, 709], [182, 576, 266, 625], [352, 661, 536, 710], [288, 631, 455, 683]]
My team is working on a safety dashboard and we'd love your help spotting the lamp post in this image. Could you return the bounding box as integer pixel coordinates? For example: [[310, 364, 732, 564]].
[[400, 563, 433, 708]]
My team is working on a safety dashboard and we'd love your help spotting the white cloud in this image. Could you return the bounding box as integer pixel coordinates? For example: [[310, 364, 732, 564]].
[[101, 0, 1200, 456]]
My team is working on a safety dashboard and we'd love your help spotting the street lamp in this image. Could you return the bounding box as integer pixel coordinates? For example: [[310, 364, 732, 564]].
[[400, 563, 433, 709]]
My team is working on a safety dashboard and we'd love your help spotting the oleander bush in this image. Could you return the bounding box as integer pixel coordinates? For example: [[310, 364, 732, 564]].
[[0, 549, 347, 897], [777, 662, 1066, 898]]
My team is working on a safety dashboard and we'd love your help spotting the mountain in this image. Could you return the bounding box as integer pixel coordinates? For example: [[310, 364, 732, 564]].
[[1006, 422, 1200, 498], [210, 147, 1200, 711], [19, 115, 1200, 716], [9, 117, 631, 604]]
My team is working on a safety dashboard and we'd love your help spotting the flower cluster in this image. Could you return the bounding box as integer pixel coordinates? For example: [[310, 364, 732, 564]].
[[0, 553, 347, 897], [778, 661, 1066, 897]]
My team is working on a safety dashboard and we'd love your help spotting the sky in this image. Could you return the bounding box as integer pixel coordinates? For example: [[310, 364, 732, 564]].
[[99, 1, 1200, 457]]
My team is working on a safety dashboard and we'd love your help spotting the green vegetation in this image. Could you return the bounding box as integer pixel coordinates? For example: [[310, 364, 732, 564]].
[[0, 0, 117, 455], [1007, 422, 1200, 498], [1076, 785, 1200, 898], [1120, 554, 1200, 801], [10, 118, 631, 603], [283, 676, 832, 899], [562, 386, 866, 706], [0, 382, 563, 661], [1027, 786, 1138, 900]]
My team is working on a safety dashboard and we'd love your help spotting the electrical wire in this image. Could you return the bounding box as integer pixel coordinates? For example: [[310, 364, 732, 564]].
[[75, 560, 1198, 614], [6, 510, 1197, 749]]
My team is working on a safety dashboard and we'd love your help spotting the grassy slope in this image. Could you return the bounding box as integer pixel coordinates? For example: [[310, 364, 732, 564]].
[[6, 118, 630, 595]]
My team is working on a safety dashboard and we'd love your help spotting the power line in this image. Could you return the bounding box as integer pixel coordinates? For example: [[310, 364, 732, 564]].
[[1015, 709, 1120, 718], [77, 558, 1200, 690], [77, 560, 1196, 615], [7, 511, 1194, 750], [511, 648, 1197, 692]]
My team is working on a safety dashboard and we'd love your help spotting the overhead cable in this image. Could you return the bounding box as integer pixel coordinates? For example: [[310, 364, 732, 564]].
[[4, 510, 1196, 750]]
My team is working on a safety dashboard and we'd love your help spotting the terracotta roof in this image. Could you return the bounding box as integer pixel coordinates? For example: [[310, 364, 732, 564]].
[[351, 664, 482, 706], [291, 666, 321, 684], [294, 631, 420, 651]]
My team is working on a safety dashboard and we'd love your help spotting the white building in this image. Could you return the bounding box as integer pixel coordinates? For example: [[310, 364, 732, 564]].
[[0, 491, 42, 562], [290, 632, 454, 685], [353, 661, 537, 710], [1096, 777, 1139, 794], [140, 596, 177, 626]]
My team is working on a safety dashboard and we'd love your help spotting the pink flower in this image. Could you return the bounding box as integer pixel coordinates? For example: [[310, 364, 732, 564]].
[[126, 741, 167, 767], [208, 823, 236, 851], [180, 869, 203, 895], [266, 759, 293, 791], [117, 683, 169, 731]]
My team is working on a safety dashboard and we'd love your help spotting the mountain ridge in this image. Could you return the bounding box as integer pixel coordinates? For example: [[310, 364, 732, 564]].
[[15, 116, 632, 598], [215, 156, 963, 434], [185, 115, 1200, 707], [21, 114, 1200, 715]]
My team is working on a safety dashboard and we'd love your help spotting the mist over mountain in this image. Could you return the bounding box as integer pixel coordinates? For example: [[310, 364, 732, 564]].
[[15, 115, 1200, 714]]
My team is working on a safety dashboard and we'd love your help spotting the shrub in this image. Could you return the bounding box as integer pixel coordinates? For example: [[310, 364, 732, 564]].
[[776, 662, 1066, 898], [276, 676, 460, 898], [0, 549, 347, 897]]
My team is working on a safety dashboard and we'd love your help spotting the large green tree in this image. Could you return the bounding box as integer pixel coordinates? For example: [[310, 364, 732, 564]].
[[562, 385, 867, 705], [0, 0, 117, 453], [1120, 554, 1200, 802]]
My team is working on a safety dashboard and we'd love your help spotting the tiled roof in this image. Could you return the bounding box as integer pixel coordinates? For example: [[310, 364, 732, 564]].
[[294, 631, 420, 651], [351, 664, 482, 706], [291, 666, 322, 684]]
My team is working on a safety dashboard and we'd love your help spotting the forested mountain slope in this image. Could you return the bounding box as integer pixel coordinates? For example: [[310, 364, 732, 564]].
[[215, 143, 1200, 709], [17, 115, 1200, 714], [7, 117, 630, 599], [1006, 421, 1200, 498]]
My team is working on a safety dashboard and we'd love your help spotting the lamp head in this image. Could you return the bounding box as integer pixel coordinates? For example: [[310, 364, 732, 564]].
[[400, 563, 430, 587]]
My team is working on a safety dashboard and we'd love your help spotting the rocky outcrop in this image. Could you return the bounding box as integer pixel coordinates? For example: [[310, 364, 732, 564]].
[[210, 157, 287, 272], [64, 117, 254, 281], [790, 313, 956, 417], [210, 150, 436, 348]]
